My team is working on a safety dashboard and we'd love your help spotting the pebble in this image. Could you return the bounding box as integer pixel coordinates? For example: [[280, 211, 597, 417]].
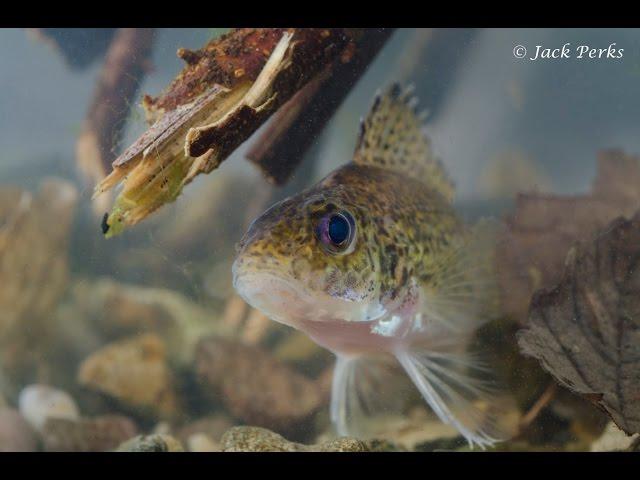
[[196, 337, 323, 434], [591, 422, 640, 452], [41, 415, 138, 452], [116, 434, 184, 452], [0, 408, 39, 451], [18, 384, 80, 432], [220, 426, 368, 452], [186, 433, 220, 452], [77, 333, 179, 419]]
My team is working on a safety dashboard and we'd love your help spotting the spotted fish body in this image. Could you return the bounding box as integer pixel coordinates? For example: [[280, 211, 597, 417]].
[[233, 84, 507, 447]]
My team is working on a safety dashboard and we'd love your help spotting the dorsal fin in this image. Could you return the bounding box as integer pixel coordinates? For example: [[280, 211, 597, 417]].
[[353, 83, 454, 202]]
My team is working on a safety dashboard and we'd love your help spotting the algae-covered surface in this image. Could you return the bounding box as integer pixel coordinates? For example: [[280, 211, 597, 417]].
[[0, 28, 639, 452]]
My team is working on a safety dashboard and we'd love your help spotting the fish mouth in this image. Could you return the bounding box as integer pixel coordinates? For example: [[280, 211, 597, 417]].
[[232, 261, 372, 326], [232, 262, 319, 327]]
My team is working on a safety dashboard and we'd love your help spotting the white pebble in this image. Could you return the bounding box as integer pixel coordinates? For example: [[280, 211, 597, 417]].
[[591, 422, 639, 452], [18, 384, 80, 432]]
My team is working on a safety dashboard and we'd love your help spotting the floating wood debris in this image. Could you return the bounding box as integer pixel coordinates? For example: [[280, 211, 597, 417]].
[[93, 28, 393, 237]]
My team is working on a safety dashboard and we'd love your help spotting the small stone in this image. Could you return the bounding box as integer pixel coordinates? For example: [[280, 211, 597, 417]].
[[116, 434, 184, 452], [220, 426, 368, 452], [196, 337, 322, 433], [187, 433, 220, 452], [364, 438, 407, 452], [18, 384, 80, 432], [0, 408, 39, 452], [77, 333, 179, 419], [317, 437, 369, 452], [152, 421, 172, 435], [41, 415, 138, 452], [221, 426, 304, 452], [591, 422, 640, 452]]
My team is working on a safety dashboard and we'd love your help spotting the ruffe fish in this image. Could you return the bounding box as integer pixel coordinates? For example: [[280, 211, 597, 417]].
[[233, 84, 508, 448]]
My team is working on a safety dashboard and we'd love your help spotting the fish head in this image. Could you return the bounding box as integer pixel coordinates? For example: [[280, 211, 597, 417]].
[[233, 185, 387, 327]]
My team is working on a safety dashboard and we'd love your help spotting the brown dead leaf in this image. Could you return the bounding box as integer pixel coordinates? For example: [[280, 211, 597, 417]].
[[498, 149, 640, 322], [518, 212, 640, 435]]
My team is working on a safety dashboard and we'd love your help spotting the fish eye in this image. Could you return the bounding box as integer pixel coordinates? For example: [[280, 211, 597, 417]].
[[315, 210, 356, 254]]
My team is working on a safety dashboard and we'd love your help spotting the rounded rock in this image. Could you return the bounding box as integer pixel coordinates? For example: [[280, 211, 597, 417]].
[[0, 408, 39, 452], [18, 384, 80, 432]]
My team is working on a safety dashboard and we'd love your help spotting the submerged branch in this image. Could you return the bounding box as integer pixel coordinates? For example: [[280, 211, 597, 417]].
[[517, 382, 558, 434], [93, 28, 393, 237], [245, 28, 393, 185]]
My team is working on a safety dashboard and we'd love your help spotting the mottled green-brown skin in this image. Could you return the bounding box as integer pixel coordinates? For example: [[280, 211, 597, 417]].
[[235, 162, 463, 308]]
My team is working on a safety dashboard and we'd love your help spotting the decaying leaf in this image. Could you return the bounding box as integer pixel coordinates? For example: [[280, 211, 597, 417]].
[[94, 28, 391, 237], [518, 212, 640, 435], [498, 149, 640, 322]]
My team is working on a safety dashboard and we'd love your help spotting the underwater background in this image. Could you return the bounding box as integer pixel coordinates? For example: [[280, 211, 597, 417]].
[[0, 28, 639, 451]]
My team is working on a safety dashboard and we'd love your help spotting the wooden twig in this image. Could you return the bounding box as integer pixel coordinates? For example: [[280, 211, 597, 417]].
[[518, 382, 558, 433], [245, 28, 394, 185], [221, 294, 249, 330], [240, 309, 271, 345]]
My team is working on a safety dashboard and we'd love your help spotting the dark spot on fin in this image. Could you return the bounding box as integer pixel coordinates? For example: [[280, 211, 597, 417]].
[[351, 83, 455, 203], [389, 83, 401, 99], [101, 212, 110, 235]]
